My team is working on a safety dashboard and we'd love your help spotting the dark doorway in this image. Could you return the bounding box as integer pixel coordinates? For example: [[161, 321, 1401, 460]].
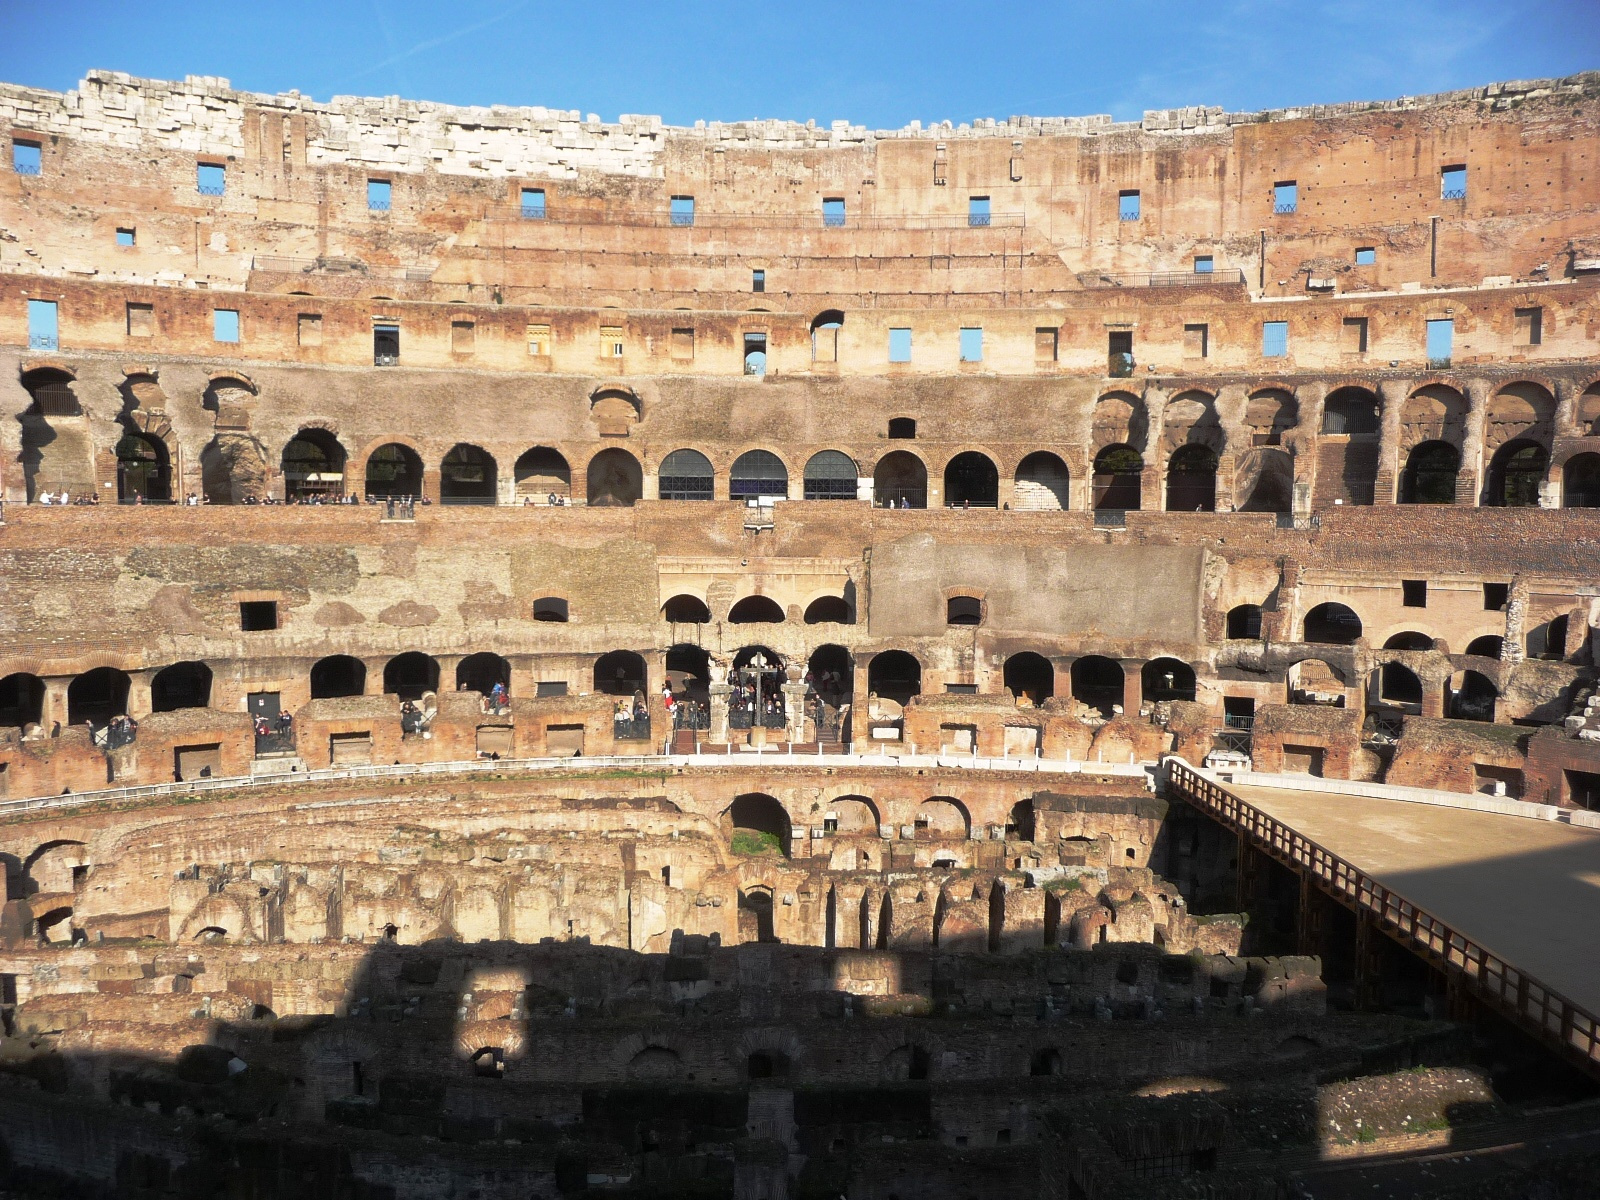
[[868, 651, 922, 706], [457, 653, 510, 696], [364, 443, 423, 499], [587, 448, 642, 507], [944, 452, 998, 508], [68, 668, 130, 727], [383, 652, 440, 699], [0, 673, 45, 729], [594, 650, 647, 696], [1071, 656, 1123, 717], [1093, 445, 1143, 510], [150, 662, 211, 712], [1003, 652, 1054, 704], [440, 444, 497, 505], [310, 655, 366, 699], [1400, 441, 1460, 504], [281, 429, 347, 501], [1165, 445, 1218, 512], [116, 432, 172, 503], [1486, 440, 1547, 508]]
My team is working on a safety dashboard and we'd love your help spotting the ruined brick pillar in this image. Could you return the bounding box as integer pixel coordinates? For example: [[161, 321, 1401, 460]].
[[1374, 378, 1412, 504], [1458, 376, 1491, 506], [1119, 659, 1142, 716], [1503, 574, 1528, 665], [708, 681, 730, 744], [42, 676, 71, 733], [1141, 385, 1169, 511], [782, 679, 807, 744], [126, 670, 154, 720]]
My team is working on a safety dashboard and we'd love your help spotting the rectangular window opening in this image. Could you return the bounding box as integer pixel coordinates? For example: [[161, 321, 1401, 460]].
[[12, 138, 41, 175], [1513, 307, 1542, 347], [1342, 316, 1369, 354], [26, 299, 58, 351], [1193, 255, 1213, 274], [535, 681, 569, 698], [213, 308, 240, 344], [968, 196, 991, 227], [959, 327, 983, 363], [1183, 323, 1208, 359], [1402, 580, 1428, 608], [888, 327, 912, 363], [374, 323, 400, 365], [1426, 318, 1453, 368], [1483, 582, 1509, 612], [1034, 327, 1058, 363], [822, 197, 846, 228], [239, 600, 278, 632], [520, 187, 546, 219], [1441, 165, 1467, 201], [367, 179, 391, 211], [1261, 320, 1288, 358], [751, 268, 765, 293], [671, 327, 694, 360], [1118, 190, 1141, 221], [527, 324, 551, 356], [670, 195, 695, 226], [600, 325, 624, 358], [1355, 246, 1376, 265], [116, 227, 136, 247], [1273, 180, 1298, 215], [297, 313, 322, 346], [743, 332, 767, 376], [197, 162, 226, 196], [451, 319, 475, 353], [127, 302, 154, 338], [1108, 328, 1134, 376]]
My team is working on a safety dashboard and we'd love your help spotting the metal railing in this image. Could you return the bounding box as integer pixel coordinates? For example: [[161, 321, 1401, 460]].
[[1168, 760, 1600, 1081], [197, 183, 226, 197], [672, 704, 710, 731], [1273, 202, 1298, 215], [495, 207, 1026, 231], [1082, 269, 1247, 290], [28, 335, 58, 351], [612, 716, 652, 741], [1093, 508, 1127, 527], [254, 730, 296, 757], [1442, 187, 1467, 201], [729, 707, 786, 730], [1214, 730, 1253, 756]]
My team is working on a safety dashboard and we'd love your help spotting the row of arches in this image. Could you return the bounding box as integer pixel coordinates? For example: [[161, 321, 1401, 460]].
[[1228, 601, 1570, 662]]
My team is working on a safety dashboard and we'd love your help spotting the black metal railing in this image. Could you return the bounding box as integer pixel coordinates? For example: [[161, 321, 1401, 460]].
[[1223, 713, 1255, 731], [254, 730, 295, 756], [612, 717, 652, 741], [381, 498, 416, 520], [1081, 268, 1247, 289], [729, 707, 786, 730], [197, 183, 226, 197], [1442, 187, 1466, 201], [1273, 202, 1297, 215], [1093, 508, 1127, 527], [672, 704, 710, 731], [876, 489, 927, 509], [1214, 729, 1253, 756], [28, 335, 58, 351]]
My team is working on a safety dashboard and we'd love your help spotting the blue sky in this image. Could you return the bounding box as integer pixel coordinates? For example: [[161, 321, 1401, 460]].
[[0, 0, 1594, 127]]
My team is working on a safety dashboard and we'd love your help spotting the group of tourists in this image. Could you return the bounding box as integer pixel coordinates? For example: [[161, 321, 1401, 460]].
[[100, 714, 139, 750], [521, 493, 569, 506], [33, 490, 98, 505], [253, 711, 293, 739]]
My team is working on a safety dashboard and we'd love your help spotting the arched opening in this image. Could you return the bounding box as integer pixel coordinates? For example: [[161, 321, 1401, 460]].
[[666, 644, 711, 705], [1165, 444, 1218, 512], [1378, 662, 1423, 708], [586, 447, 642, 507], [471, 1048, 505, 1079], [594, 650, 647, 696], [1071, 656, 1124, 718], [658, 449, 714, 501], [115, 431, 172, 503], [808, 644, 853, 707], [867, 651, 921, 706], [1449, 671, 1497, 722], [946, 596, 983, 626], [532, 597, 569, 622], [882, 1045, 931, 1082], [730, 450, 788, 502], [1288, 659, 1346, 707], [1303, 603, 1362, 645], [1029, 1048, 1063, 1077], [727, 793, 791, 857], [944, 451, 998, 508], [804, 596, 852, 624], [1466, 635, 1503, 660], [513, 447, 571, 503], [1383, 631, 1433, 652], [23, 368, 80, 417], [1486, 439, 1547, 508], [916, 797, 969, 839], [662, 595, 711, 624], [738, 889, 777, 942], [440, 444, 497, 505], [1563, 453, 1600, 508], [829, 795, 878, 834], [1013, 451, 1070, 511], [456, 652, 510, 696], [1322, 388, 1380, 434], [1236, 447, 1294, 514], [382, 652, 439, 700], [1226, 605, 1263, 640], [281, 429, 347, 501], [1003, 652, 1054, 704], [310, 655, 366, 699], [747, 1050, 791, 1080], [200, 434, 268, 505], [802, 450, 858, 501], [732, 646, 783, 673], [1245, 389, 1298, 445], [150, 661, 211, 712], [626, 1047, 683, 1082], [1529, 614, 1569, 661], [68, 667, 130, 727], [1007, 799, 1036, 841], [1400, 441, 1460, 505], [728, 596, 785, 624], [364, 442, 423, 499], [810, 310, 844, 362], [873, 450, 927, 508], [1142, 658, 1196, 704], [1092, 445, 1143, 510], [0, 672, 45, 730]]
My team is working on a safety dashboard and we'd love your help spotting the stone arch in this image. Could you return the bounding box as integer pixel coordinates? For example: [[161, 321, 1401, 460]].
[[281, 428, 348, 501], [1288, 659, 1348, 706], [1244, 388, 1298, 446], [1448, 670, 1497, 721], [1400, 440, 1460, 504], [383, 652, 439, 700], [68, 667, 130, 726], [590, 387, 641, 436], [513, 447, 571, 502], [1383, 631, 1434, 651], [916, 796, 970, 839], [1562, 452, 1600, 508], [363, 442, 423, 499], [802, 450, 859, 501], [310, 655, 366, 699], [1579, 383, 1600, 436], [1235, 447, 1294, 513], [1142, 657, 1196, 704], [1484, 439, 1548, 508], [873, 450, 927, 508], [625, 1046, 683, 1082], [1165, 444, 1218, 512], [1485, 382, 1555, 451], [1093, 445, 1143, 510], [729, 449, 789, 501], [457, 652, 511, 696], [1227, 605, 1262, 640], [440, 443, 498, 505], [1303, 602, 1362, 645], [1092, 390, 1146, 451], [1321, 386, 1380, 434], [803, 596, 853, 624], [826, 794, 880, 833], [586, 447, 642, 507], [1378, 661, 1423, 708], [1003, 652, 1054, 704], [662, 594, 711, 623], [726, 793, 792, 857], [810, 309, 845, 362], [1466, 635, 1504, 659], [728, 596, 785, 624], [0, 672, 45, 730], [867, 650, 922, 706], [1071, 656, 1123, 717], [1400, 384, 1466, 451], [1161, 390, 1224, 453], [943, 450, 999, 508], [594, 650, 647, 696], [115, 428, 173, 503], [658, 448, 714, 501], [150, 661, 212, 712], [1013, 451, 1070, 510]]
